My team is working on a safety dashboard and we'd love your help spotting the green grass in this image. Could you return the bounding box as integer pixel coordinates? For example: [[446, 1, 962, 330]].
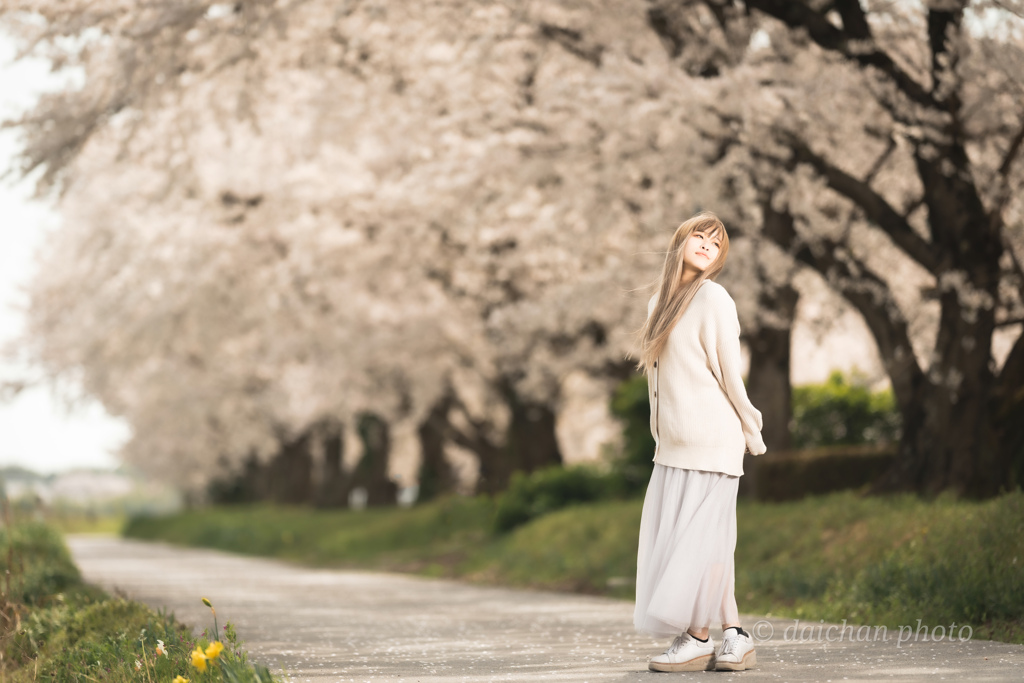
[[0, 518, 281, 682], [124, 490, 1024, 645], [45, 513, 127, 536], [734, 491, 1024, 644], [127, 495, 495, 572]]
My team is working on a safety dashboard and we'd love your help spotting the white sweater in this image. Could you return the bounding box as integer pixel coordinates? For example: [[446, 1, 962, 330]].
[[647, 281, 766, 477]]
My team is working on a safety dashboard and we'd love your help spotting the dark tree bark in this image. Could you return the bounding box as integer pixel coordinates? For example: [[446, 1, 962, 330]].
[[479, 379, 563, 493], [741, 267, 798, 499], [466, 379, 564, 494], [262, 431, 314, 504], [431, 376, 563, 495], [350, 412, 398, 507], [746, 277, 798, 453], [207, 451, 261, 504], [314, 422, 350, 508], [416, 393, 459, 502]]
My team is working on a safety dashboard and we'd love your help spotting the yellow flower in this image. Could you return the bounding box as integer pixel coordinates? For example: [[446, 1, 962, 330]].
[[201, 597, 213, 608], [156, 639, 167, 656], [173, 676, 190, 683], [205, 640, 225, 661], [191, 647, 208, 672]]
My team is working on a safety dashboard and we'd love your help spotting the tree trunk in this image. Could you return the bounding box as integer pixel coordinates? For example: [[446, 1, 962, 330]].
[[416, 394, 459, 502], [741, 277, 797, 498], [746, 283, 797, 452], [207, 451, 261, 503], [351, 413, 398, 506], [315, 422, 350, 507], [476, 380, 563, 494], [875, 376, 1003, 496], [263, 431, 314, 504], [995, 332, 1024, 489]]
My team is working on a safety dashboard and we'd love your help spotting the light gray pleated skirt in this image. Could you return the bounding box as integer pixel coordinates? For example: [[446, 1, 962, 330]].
[[634, 464, 740, 636]]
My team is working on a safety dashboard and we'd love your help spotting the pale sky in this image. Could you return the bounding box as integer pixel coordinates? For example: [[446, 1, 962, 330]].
[[0, 36, 128, 474]]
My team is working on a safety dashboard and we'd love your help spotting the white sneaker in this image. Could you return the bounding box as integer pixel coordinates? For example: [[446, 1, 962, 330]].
[[648, 632, 716, 672], [715, 627, 756, 671]]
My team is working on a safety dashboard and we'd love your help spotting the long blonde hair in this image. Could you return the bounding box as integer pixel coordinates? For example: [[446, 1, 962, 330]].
[[635, 211, 730, 374]]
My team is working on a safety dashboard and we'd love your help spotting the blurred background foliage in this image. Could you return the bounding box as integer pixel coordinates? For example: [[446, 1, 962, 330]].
[[790, 371, 901, 449], [1, 0, 1023, 504]]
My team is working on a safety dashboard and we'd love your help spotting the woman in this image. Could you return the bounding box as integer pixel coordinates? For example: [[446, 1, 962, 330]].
[[633, 211, 766, 672]]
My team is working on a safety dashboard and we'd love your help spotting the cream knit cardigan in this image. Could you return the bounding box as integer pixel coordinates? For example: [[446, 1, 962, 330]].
[[647, 280, 767, 477]]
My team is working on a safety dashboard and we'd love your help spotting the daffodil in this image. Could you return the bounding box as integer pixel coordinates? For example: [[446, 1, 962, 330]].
[[156, 639, 167, 656], [191, 647, 208, 672], [172, 676, 190, 683], [205, 640, 225, 661]]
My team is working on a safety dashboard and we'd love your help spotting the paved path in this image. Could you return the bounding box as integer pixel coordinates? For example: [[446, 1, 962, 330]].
[[68, 536, 1024, 682]]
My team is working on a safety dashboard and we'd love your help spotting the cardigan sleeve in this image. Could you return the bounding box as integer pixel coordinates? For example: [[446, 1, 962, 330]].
[[699, 287, 767, 456]]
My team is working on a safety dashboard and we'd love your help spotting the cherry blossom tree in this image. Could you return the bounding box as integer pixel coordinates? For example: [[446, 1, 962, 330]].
[[14, 0, 1002, 501], [659, 0, 1024, 494], [2, 0, 712, 496]]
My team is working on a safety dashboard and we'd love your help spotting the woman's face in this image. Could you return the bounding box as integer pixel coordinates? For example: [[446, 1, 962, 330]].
[[682, 229, 721, 275]]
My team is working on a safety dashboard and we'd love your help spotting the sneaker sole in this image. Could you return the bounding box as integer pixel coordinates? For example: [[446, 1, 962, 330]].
[[649, 654, 715, 672], [715, 649, 756, 671]]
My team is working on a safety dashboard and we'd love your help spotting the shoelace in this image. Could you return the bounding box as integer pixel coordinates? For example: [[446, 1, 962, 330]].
[[667, 634, 688, 654], [720, 634, 741, 657]]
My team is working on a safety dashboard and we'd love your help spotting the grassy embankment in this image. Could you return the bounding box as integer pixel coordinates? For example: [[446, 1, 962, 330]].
[[125, 488, 1024, 645], [0, 518, 281, 682]]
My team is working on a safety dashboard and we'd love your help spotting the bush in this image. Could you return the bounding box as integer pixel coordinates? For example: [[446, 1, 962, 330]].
[[791, 371, 901, 448], [492, 466, 621, 533], [608, 375, 655, 494]]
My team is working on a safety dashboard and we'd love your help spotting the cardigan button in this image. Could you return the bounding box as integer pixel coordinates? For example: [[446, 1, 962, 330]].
[[654, 391, 657, 397], [654, 361, 657, 368]]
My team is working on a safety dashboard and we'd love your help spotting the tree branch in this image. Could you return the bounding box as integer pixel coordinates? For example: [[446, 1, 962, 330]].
[[926, 7, 961, 90], [833, 0, 872, 40], [538, 23, 603, 66], [998, 117, 1024, 178], [779, 135, 941, 274], [864, 133, 897, 184], [759, 194, 926, 412], [740, 0, 937, 109], [442, 402, 500, 460]]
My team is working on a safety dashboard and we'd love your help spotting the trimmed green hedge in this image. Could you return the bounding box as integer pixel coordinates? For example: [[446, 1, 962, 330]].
[[791, 371, 900, 448]]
